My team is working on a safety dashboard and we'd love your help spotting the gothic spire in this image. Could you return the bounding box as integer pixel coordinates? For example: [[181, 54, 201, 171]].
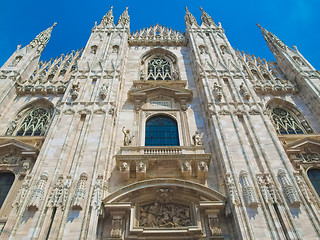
[[257, 24, 286, 50], [28, 23, 57, 54], [200, 7, 217, 27], [117, 7, 130, 27], [101, 6, 114, 26], [185, 7, 198, 27]]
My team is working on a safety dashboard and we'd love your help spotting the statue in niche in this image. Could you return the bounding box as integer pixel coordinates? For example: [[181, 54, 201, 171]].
[[139, 202, 191, 228], [192, 131, 203, 146], [122, 127, 134, 146]]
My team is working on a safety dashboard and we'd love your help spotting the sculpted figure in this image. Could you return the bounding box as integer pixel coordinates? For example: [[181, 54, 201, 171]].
[[122, 127, 134, 146], [120, 162, 128, 172], [192, 131, 203, 145], [137, 161, 145, 172]]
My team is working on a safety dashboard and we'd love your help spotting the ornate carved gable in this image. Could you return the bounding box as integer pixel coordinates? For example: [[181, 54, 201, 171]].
[[128, 83, 192, 111], [103, 179, 225, 239], [283, 137, 320, 169], [0, 139, 39, 170], [129, 24, 186, 46]]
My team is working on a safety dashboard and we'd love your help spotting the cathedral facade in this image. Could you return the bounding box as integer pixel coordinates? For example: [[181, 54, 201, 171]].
[[0, 6, 319, 240]]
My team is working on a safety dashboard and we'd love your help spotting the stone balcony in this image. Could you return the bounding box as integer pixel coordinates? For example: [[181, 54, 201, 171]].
[[115, 146, 211, 182]]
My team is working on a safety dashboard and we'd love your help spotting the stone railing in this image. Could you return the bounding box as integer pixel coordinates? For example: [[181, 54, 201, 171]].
[[118, 146, 208, 156]]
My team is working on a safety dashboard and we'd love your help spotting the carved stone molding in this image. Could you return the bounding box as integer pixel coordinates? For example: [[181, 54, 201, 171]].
[[72, 172, 88, 210], [129, 24, 186, 46], [278, 169, 300, 207]]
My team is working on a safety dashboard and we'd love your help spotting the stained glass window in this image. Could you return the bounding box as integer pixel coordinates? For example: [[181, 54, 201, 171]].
[[16, 108, 52, 136], [271, 107, 305, 134], [145, 115, 179, 146], [147, 58, 171, 80], [0, 172, 15, 208], [307, 169, 320, 196]]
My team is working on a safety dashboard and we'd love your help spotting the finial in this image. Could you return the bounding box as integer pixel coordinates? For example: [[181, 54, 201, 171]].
[[200, 7, 203, 11], [126, 6, 128, 10], [111, 6, 113, 9], [256, 23, 262, 29], [185, 7, 188, 11], [53, 22, 57, 27]]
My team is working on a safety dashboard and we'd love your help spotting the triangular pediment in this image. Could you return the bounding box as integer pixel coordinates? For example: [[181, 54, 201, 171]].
[[128, 84, 193, 102], [285, 137, 320, 154], [0, 139, 39, 156]]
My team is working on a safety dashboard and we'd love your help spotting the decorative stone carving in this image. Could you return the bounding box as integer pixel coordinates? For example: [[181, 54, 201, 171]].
[[91, 175, 103, 209], [206, 212, 223, 237], [298, 147, 320, 162], [117, 7, 129, 26], [0, 150, 22, 165], [72, 172, 88, 210], [181, 161, 191, 179], [129, 24, 186, 46], [225, 173, 240, 205], [136, 161, 146, 180], [213, 82, 222, 101], [156, 188, 173, 203], [256, 173, 274, 204], [278, 169, 300, 207], [185, 7, 198, 27], [29, 171, 49, 210], [239, 170, 259, 208], [119, 161, 130, 180], [200, 7, 217, 27], [139, 202, 191, 227], [12, 175, 32, 212], [48, 174, 72, 209], [70, 82, 79, 100], [101, 6, 114, 26], [122, 127, 134, 146], [5, 118, 18, 136], [197, 161, 208, 179], [239, 82, 250, 100], [99, 83, 108, 100], [294, 172, 316, 203], [110, 216, 123, 238], [192, 131, 203, 146]]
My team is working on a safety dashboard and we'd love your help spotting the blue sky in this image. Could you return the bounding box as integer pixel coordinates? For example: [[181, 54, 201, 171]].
[[0, 0, 319, 69]]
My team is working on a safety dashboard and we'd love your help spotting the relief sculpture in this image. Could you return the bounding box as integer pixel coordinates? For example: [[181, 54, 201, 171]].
[[139, 202, 191, 228]]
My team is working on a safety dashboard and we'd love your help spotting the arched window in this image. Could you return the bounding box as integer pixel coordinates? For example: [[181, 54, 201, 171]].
[[307, 169, 320, 196], [147, 58, 171, 80], [0, 172, 15, 208], [16, 107, 53, 136], [145, 115, 179, 146], [270, 107, 305, 134]]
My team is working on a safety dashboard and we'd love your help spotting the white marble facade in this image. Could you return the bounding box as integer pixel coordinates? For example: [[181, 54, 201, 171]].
[[0, 6, 319, 240]]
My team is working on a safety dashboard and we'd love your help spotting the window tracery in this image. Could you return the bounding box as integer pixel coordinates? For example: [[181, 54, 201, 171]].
[[147, 58, 172, 80], [16, 107, 53, 136], [270, 107, 306, 134], [145, 115, 179, 146]]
